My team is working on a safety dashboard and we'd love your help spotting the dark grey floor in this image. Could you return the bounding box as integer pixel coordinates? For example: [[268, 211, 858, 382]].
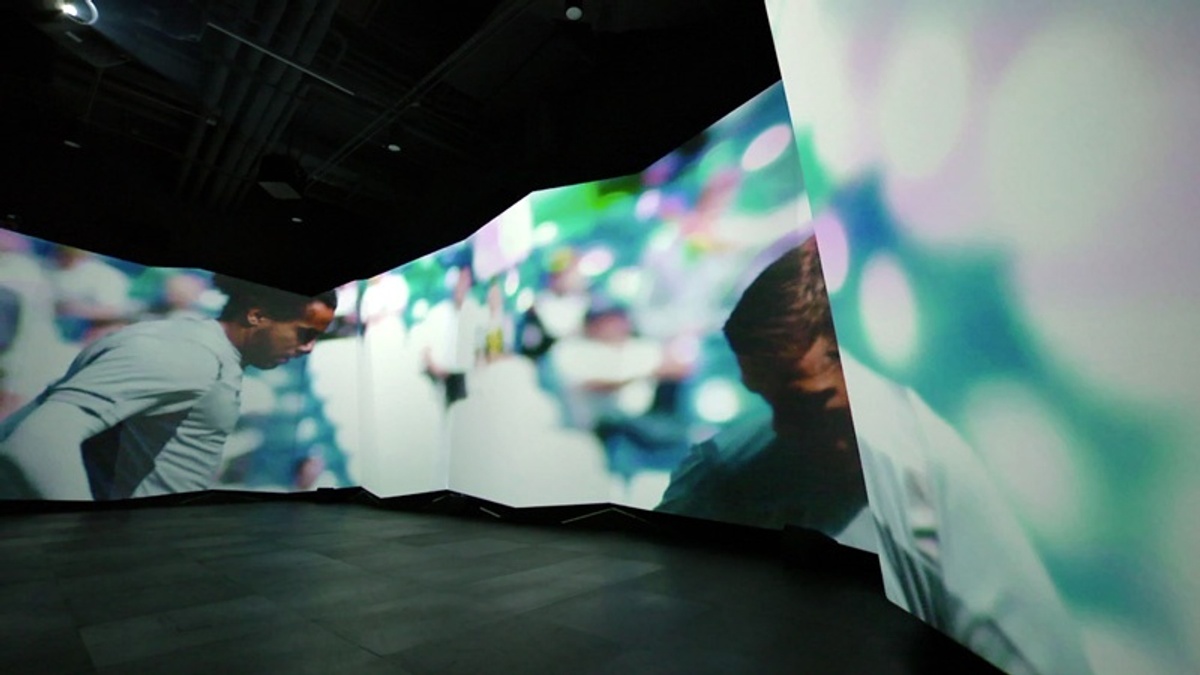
[[0, 502, 997, 674]]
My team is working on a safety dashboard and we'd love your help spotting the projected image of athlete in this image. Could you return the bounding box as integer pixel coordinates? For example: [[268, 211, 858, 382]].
[[0, 274, 336, 501], [657, 237, 1088, 673], [655, 239, 873, 544]]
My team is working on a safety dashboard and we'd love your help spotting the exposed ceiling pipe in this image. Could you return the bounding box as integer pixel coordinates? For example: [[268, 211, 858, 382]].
[[203, 0, 324, 209], [174, 15, 242, 195], [306, 0, 535, 189], [215, 0, 338, 211], [80, 58, 126, 124], [204, 20, 352, 97], [226, 20, 349, 209], [182, 0, 291, 201], [85, 74, 211, 124]]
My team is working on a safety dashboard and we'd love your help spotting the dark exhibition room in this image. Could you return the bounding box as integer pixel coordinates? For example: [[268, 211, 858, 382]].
[[2, 1, 1198, 674]]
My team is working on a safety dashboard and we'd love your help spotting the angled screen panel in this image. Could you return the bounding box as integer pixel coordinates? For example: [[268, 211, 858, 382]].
[[766, 1, 1200, 673], [357, 242, 475, 497]]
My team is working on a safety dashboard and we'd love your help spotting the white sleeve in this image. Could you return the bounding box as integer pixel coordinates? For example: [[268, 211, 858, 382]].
[[912, 394, 1092, 675], [0, 400, 104, 500], [844, 354, 1090, 675]]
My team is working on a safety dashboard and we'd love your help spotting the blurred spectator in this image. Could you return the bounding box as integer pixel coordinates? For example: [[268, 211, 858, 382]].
[[551, 300, 693, 479], [536, 249, 590, 339], [161, 272, 210, 319], [49, 245, 135, 343], [480, 280, 514, 364], [416, 263, 485, 407], [520, 249, 590, 358], [0, 230, 69, 419], [136, 270, 211, 321]]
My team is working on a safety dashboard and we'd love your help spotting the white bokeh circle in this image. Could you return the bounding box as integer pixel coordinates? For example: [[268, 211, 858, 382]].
[[741, 124, 794, 172], [859, 253, 919, 368], [813, 211, 850, 294], [877, 21, 972, 180], [960, 379, 1093, 544], [982, 17, 1165, 252]]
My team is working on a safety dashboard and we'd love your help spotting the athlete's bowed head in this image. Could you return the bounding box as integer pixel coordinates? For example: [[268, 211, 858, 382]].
[[213, 275, 337, 369]]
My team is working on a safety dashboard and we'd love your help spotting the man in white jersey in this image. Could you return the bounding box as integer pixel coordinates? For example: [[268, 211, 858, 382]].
[[0, 274, 336, 501], [419, 263, 485, 407], [658, 240, 1089, 674]]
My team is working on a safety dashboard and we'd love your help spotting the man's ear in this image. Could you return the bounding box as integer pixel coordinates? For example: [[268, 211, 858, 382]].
[[246, 308, 267, 327]]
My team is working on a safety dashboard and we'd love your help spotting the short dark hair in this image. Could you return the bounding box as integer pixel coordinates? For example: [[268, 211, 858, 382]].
[[213, 274, 338, 322], [723, 239, 835, 360]]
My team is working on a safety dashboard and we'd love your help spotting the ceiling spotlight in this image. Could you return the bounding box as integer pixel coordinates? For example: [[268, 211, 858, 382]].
[[564, 3, 583, 20], [386, 143, 401, 153], [291, 216, 304, 223], [60, 0, 99, 25], [63, 140, 82, 148]]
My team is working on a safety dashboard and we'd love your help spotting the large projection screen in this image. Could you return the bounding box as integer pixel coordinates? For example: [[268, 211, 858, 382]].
[[765, 2, 1200, 673], [443, 83, 877, 551], [1, 80, 884, 556]]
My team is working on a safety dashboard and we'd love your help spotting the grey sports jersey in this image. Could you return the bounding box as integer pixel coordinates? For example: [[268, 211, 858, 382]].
[[2, 317, 243, 499]]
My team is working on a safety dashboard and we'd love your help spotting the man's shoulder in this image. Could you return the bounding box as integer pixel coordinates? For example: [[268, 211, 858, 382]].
[[674, 413, 777, 479], [96, 319, 233, 371], [707, 412, 779, 465]]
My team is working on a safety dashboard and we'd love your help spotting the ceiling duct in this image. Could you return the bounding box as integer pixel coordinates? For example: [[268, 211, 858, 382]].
[[256, 154, 307, 200]]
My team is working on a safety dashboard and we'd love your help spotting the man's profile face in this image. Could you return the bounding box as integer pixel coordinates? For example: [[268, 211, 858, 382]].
[[243, 301, 335, 369], [736, 334, 854, 446], [791, 334, 849, 411]]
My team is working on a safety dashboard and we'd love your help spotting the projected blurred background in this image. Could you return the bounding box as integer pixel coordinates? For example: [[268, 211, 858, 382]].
[[445, 84, 825, 512], [354, 83, 871, 547], [766, 2, 1200, 673]]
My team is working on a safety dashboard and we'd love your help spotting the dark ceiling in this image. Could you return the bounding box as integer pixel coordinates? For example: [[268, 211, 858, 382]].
[[0, 0, 781, 295]]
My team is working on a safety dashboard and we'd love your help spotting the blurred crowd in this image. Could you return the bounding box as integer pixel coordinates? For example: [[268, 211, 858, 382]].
[[344, 83, 807, 503]]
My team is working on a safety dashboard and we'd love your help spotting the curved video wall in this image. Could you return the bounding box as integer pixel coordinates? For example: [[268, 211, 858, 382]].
[[0, 81, 877, 552]]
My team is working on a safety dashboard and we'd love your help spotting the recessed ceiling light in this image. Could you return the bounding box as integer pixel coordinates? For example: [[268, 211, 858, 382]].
[[386, 143, 401, 152], [291, 217, 304, 223], [60, 0, 99, 25], [63, 140, 82, 148]]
